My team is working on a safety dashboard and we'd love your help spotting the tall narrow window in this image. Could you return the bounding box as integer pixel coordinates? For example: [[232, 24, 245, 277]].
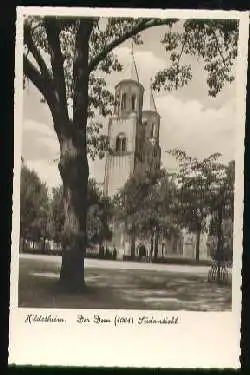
[[151, 123, 156, 138], [121, 137, 126, 152], [131, 94, 136, 111], [115, 133, 127, 152], [116, 137, 121, 152], [121, 93, 127, 110]]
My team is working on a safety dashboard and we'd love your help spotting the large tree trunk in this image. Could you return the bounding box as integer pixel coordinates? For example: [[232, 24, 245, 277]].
[[215, 206, 224, 282], [161, 242, 164, 257], [54, 20, 93, 292], [22, 237, 25, 253], [216, 207, 224, 261], [130, 224, 136, 260], [154, 228, 159, 261], [150, 231, 154, 259], [58, 132, 89, 292], [195, 227, 201, 263], [43, 236, 46, 253]]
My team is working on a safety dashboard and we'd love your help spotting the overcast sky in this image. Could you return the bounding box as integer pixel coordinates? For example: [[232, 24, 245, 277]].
[[22, 23, 237, 190]]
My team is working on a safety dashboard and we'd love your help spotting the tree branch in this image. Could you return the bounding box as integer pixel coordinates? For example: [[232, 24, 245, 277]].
[[23, 55, 57, 122], [23, 55, 48, 100], [44, 17, 69, 121], [178, 34, 188, 65], [175, 33, 188, 89], [73, 19, 94, 132], [24, 23, 52, 81], [89, 18, 174, 72], [210, 27, 227, 66]]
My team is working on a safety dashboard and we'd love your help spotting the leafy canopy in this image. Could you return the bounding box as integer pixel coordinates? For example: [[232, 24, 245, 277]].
[[23, 16, 239, 159], [115, 168, 178, 238], [20, 163, 49, 240], [168, 149, 235, 235], [50, 179, 113, 246]]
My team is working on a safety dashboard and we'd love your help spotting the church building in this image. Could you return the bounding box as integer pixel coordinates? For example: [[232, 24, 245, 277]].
[[103, 50, 212, 261], [103, 50, 161, 197]]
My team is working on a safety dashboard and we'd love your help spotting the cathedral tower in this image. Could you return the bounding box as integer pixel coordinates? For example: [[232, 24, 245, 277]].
[[104, 48, 162, 197], [104, 48, 144, 197], [103, 53, 163, 258], [140, 81, 161, 173]]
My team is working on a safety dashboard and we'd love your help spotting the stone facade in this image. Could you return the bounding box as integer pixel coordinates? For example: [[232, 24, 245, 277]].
[[104, 71, 161, 197], [103, 55, 212, 261]]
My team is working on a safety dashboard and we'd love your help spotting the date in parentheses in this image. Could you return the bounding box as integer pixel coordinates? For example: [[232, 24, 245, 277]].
[[114, 316, 134, 327]]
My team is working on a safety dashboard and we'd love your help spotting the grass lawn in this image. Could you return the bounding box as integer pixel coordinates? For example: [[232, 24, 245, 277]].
[[18, 255, 232, 311]]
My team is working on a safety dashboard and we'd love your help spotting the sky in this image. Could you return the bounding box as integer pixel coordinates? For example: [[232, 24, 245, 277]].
[[22, 22, 237, 191]]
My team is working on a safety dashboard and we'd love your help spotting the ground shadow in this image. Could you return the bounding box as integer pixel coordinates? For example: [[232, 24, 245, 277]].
[[18, 256, 231, 311]]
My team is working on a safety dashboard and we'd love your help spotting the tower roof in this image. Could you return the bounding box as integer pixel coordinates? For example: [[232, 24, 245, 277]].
[[119, 42, 140, 84], [130, 44, 140, 82], [143, 79, 158, 113]]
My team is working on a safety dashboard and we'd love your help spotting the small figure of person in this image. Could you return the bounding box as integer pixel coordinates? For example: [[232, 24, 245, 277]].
[[142, 245, 147, 262], [112, 246, 117, 260], [105, 246, 109, 258]]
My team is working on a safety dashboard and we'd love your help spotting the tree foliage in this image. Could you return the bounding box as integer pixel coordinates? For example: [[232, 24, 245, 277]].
[[50, 179, 112, 247], [23, 16, 239, 154], [169, 149, 235, 262], [20, 164, 49, 243], [86, 179, 113, 247], [153, 19, 238, 97], [115, 168, 178, 258], [207, 160, 235, 260], [50, 185, 64, 242]]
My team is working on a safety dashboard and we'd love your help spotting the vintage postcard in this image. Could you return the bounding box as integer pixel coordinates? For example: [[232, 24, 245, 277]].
[[9, 7, 249, 368]]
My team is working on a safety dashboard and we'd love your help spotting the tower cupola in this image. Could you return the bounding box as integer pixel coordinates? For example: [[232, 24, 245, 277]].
[[114, 44, 144, 117]]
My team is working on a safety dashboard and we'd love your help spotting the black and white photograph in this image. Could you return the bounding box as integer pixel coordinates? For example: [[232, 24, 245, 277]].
[[9, 7, 248, 368]]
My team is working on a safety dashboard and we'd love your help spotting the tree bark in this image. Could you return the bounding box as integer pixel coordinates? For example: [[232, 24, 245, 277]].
[[195, 227, 201, 263], [58, 130, 89, 292], [130, 224, 136, 259], [150, 232, 154, 259], [216, 206, 224, 261], [43, 236, 46, 253], [154, 228, 159, 261], [56, 20, 93, 292], [161, 243, 164, 257], [215, 206, 224, 282], [22, 237, 25, 253]]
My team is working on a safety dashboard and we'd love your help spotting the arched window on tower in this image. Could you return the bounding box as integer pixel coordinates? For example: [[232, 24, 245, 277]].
[[115, 133, 127, 152], [121, 93, 127, 111], [131, 94, 136, 111], [116, 137, 121, 152]]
